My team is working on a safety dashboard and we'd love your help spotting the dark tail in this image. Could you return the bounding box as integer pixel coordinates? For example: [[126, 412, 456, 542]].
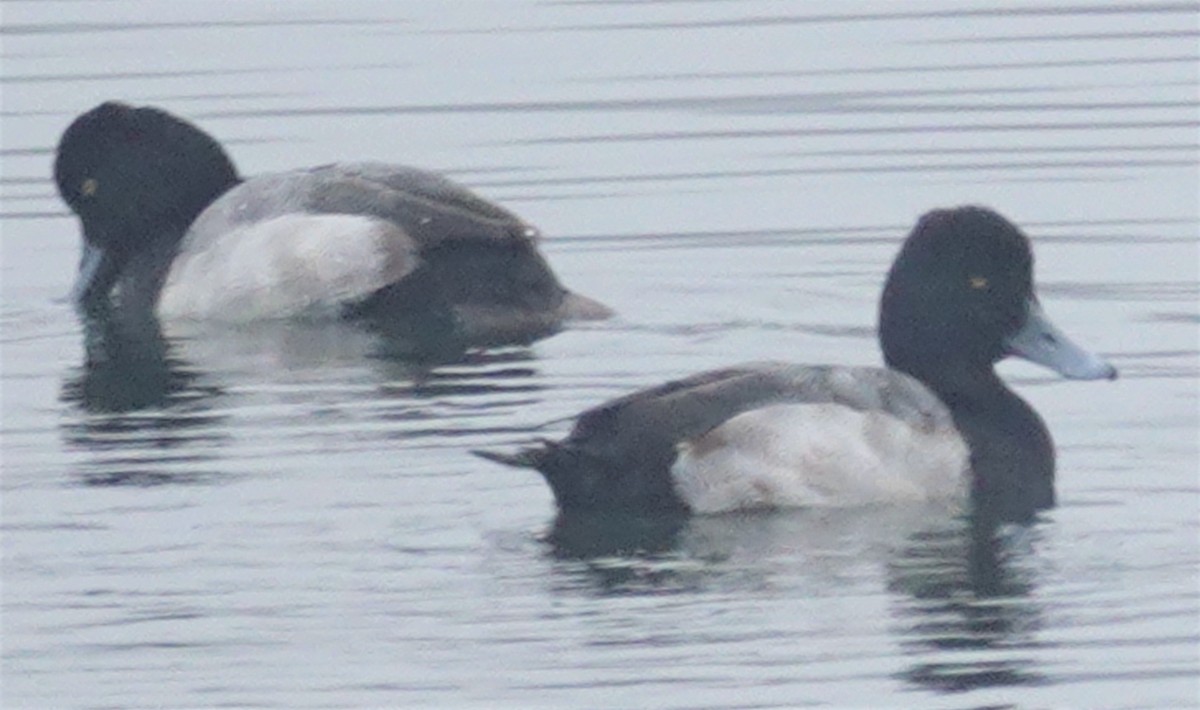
[[473, 439, 688, 516], [473, 439, 603, 512], [471, 439, 557, 472]]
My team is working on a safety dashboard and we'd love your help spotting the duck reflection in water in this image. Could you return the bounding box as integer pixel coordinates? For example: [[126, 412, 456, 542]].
[[64, 300, 201, 413], [888, 519, 1047, 693], [60, 302, 230, 486], [545, 506, 1045, 694], [62, 299, 546, 486]]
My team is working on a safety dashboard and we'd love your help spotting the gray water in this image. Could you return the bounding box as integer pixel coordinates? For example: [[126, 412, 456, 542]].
[[2, 1, 1198, 708]]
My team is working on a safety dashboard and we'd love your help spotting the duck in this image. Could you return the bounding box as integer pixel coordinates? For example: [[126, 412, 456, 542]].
[[53, 101, 611, 346], [477, 206, 1117, 522]]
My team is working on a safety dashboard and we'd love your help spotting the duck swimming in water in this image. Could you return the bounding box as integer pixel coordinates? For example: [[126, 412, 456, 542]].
[[478, 206, 1116, 522], [54, 102, 610, 347]]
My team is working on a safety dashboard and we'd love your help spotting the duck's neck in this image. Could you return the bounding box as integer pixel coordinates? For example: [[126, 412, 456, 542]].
[[906, 361, 1056, 522], [116, 225, 190, 317], [117, 175, 241, 316]]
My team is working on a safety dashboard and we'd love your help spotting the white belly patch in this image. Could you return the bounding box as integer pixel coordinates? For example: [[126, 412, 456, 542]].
[[671, 403, 970, 514], [158, 214, 413, 321]]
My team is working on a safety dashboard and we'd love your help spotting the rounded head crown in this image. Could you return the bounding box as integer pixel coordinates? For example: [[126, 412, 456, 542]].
[[879, 206, 1035, 374], [54, 102, 239, 254]]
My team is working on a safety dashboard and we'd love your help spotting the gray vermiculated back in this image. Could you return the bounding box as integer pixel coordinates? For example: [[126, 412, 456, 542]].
[[185, 162, 533, 256], [570, 362, 957, 457]]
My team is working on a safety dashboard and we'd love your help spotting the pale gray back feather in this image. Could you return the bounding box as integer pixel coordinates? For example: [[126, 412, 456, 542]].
[[568, 361, 956, 459], [183, 161, 534, 256]]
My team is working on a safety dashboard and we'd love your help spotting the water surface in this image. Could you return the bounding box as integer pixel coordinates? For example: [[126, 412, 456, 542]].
[[2, 1, 1198, 708]]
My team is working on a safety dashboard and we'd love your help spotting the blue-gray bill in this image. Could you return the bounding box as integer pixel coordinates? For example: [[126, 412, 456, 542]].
[[70, 239, 111, 307], [1005, 299, 1118, 380]]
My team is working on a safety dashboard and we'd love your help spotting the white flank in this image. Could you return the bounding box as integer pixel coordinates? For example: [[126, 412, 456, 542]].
[[158, 214, 413, 321], [671, 403, 970, 514]]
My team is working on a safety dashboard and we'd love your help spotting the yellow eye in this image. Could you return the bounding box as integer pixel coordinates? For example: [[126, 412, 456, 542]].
[[81, 178, 98, 197], [969, 276, 988, 290]]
